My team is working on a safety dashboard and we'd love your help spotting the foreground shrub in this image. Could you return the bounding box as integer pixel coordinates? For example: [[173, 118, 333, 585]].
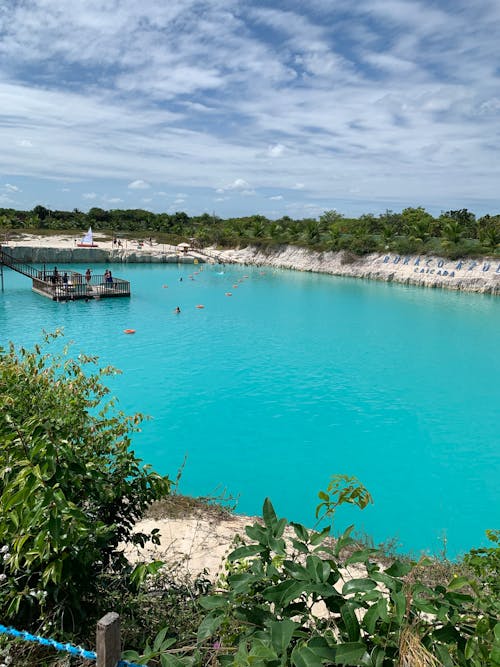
[[194, 497, 500, 666], [0, 331, 170, 630]]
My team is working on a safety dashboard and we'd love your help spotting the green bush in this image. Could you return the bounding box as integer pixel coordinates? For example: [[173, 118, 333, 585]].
[[0, 331, 170, 630], [194, 497, 500, 667]]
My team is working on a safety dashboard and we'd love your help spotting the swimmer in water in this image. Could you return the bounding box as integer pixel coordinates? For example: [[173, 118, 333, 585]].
[[174, 306, 181, 314]]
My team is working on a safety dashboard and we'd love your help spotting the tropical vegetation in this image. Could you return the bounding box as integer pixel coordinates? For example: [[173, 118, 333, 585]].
[[1, 205, 499, 258]]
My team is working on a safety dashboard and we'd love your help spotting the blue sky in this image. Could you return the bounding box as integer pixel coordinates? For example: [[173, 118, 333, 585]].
[[1, 0, 500, 219]]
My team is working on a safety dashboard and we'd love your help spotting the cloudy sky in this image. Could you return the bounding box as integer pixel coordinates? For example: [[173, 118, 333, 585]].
[[1, 0, 499, 219]]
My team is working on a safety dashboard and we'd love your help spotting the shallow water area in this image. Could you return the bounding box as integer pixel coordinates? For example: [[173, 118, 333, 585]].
[[1, 261, 499, 558]]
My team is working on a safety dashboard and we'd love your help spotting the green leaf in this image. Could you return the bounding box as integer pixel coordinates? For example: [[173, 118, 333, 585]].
[[331, 642, 371, 665], [362, 603, 380, 635], [370, 646, 386, 667], [263, 498, 278, 530], [446, 575, 469, 591], [227, 572, 256, 593], [121, 650, 145, 664], [376, 596, 388, 622], [342, 578, 377, 595], [198, 595, 229, 610], [269, 536, 286, 553], [248, 638, 278, 660], [491, 644, 500, 665], [371, 571, 401, 592], [274, 517, 288, 538], [153, 627, 169, 651], [161, 654, 192, 667], [465, 637, 477, 660], [316, 559, 331, 583], [384, 560, 413, 577], [291, 522, 310, 542], [434, 644, 454, 667], [291, 539, 310, 554], [227, 544, 263, 561], [341, 602, 361, 641], [345, 548, 378, 565], [263, 580, 305, 606], [392, 590, 406, 625], [245, 524, 268, 543], [291, 645, 324, 667], [269, 619, 299, 655], [309, 526, 330, 546], [197, 611, 224, 641]]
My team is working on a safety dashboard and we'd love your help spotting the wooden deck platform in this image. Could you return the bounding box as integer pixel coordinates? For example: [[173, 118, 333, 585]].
[[1, 246, 131, 300], [32, 272, 130, 301]]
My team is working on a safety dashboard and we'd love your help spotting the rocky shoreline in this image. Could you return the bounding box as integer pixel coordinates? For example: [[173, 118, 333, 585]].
[[3, 236, 499, 295], [204, 245, 500, 295]]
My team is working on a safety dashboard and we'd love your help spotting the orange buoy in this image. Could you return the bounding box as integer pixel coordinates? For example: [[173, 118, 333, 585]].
[[233, 284, 239, 288], [196, 304, 205, 309], [225, 292, 232, 296], [124, 329, 136, 334]]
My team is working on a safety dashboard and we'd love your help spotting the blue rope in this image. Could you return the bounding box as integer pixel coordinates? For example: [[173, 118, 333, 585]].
[[0, 624, 144, 667]]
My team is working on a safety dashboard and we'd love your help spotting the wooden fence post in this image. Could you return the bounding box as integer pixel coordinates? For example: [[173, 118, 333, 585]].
[[96, 612, 121, 667]]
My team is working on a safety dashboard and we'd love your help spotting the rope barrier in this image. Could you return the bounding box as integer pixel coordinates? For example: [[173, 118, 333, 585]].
[[0, 624, 143, 667]]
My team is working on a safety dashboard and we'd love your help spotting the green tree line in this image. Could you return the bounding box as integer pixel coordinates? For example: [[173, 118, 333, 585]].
[[1, 205, 499, 258]]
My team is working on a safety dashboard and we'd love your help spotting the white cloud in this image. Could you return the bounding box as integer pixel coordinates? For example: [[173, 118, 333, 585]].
[[0, 1, 499, 215], [4, 183, 20, 192], [82, 192, 97, 200], [267, 143, 286, 157], [128, 180, 151, 190], [105, 197, 123, 204], [0, 194, 13, 204], [270, 195, 283, 200], [217, 179, 251, 192]]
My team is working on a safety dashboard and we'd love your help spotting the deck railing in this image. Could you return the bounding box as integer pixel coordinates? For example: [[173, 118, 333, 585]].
[[33, 272, 130, 300]]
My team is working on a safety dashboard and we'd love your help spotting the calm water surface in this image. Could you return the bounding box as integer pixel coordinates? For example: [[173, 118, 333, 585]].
[[1, 262, 499, 558]]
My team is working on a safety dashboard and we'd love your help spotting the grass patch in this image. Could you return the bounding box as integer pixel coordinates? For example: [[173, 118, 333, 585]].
[[145, 493, 236, 522]]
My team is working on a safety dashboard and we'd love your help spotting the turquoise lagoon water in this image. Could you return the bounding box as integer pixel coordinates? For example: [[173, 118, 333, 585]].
[[1, 262, 499, 558]]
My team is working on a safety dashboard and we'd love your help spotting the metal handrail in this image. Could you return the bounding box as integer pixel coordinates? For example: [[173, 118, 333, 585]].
[[0, 246, 40, 279]]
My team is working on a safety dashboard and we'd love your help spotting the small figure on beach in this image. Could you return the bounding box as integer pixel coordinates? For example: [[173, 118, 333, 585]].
[[62, 272, 68, 285], [85, 268, 91, 284], [174, 306, 181, 314], [104, 269, 113, 285], [52, 267, 59, 284]]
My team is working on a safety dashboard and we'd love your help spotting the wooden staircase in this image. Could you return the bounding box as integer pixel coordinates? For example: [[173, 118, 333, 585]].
[[0, 245, 43, 279]]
